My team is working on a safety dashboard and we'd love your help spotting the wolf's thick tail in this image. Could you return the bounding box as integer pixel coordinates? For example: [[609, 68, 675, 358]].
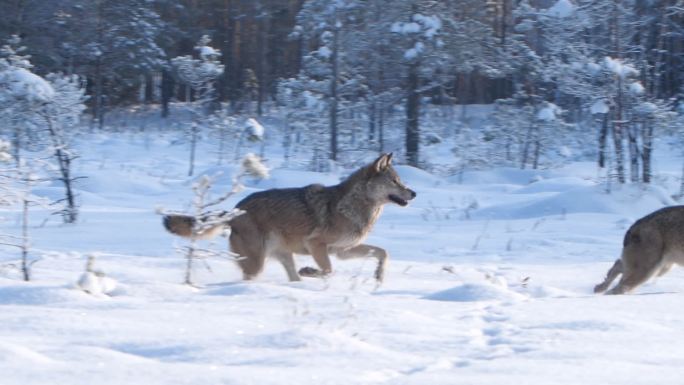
[[162, 215, 196, 238], [163, 214, 231, 240]]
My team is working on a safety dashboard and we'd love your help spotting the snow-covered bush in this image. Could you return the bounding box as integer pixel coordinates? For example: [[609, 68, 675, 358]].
[[0, 36, 86, 223], [77, 255, 117, 296], [0, 142, 55, 281]]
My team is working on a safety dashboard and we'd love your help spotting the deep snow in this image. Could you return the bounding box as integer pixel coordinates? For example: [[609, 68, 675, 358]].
[[0, 127, 683, 385]]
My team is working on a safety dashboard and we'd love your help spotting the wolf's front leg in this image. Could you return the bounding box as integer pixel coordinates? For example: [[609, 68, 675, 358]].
[[299, 242, 332, 278], [336, 244, 388, 283]]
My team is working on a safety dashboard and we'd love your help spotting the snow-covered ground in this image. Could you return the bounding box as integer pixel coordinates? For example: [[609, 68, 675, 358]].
[[1, 127, 683, 385]]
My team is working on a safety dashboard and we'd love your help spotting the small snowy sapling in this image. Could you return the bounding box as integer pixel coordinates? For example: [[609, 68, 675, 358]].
[[159, 153, 269, 285]]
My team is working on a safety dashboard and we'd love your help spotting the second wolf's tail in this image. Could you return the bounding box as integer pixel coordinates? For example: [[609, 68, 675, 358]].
[[163, 214, 197, 238], [163, 209, 241, 240]]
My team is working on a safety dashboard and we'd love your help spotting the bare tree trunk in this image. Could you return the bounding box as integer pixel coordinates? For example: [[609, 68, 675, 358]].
[[505, 134, 512, 162], [612, 72, 626, 184], [21, 197, 29, 281], [144, 73, 154, 104], [532, 132, 541, 170], [610, 0, 626, 184], [368, 98, 376, 141], [651, 10, 667, 98], [598, 114, 608, 168], [60, 154, 77, 223], [679, 152, 684, 198], [406, 61, 420, 167], [94, 57, 105, 129], [184, 240, 196, 285], [188, 123, 198, 176], [520, 122, 535, 169], [378, 105, 385, 153], [329, 22, 339, 162], [45, 117, 78, 223], [256, 3, 269, 117], [230, 4, 243, 111], [611, 120, 626, 184], [283, 119, 292, 166], [161, 68, 174, 118], [628, 123, 639, 183], [93, 0, 105, 129], [12, 122, 21, 168], [641, 119, 653, 184]]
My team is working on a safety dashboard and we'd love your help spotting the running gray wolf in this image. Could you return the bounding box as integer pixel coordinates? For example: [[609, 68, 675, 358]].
[[163, 153, 416, 283], [594, 206, 684, 295]]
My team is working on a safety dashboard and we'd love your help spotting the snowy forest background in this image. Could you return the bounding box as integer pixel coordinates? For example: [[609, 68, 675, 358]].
[[5, 0, 684, 182], [5, 1, 684, 384]]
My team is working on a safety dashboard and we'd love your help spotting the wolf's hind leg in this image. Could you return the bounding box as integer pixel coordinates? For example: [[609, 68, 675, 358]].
[[606, 263, 661, 295], [594, 259, 623, 293], [237, 254, 266, 280], [606, 256, 663, 295], [657, 262, 674, 277], [606, 237, 664, 295], [275, 252, 301, 282], [336, 244, 389, 283]]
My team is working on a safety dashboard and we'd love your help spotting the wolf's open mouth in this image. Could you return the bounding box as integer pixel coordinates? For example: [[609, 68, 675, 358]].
[[388, 194, 409, 206]]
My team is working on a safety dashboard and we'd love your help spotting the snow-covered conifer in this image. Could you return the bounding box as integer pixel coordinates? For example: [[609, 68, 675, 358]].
[[171, 35, 225, 176]]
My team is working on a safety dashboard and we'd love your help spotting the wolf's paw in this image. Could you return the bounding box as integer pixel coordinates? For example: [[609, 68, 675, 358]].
[[374, 267, 385, 283], [593, 282, 610, 294], [299, 266, 325, 278]]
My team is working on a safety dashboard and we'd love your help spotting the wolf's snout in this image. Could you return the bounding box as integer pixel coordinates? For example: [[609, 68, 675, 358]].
[[408, 189, 416, 199]]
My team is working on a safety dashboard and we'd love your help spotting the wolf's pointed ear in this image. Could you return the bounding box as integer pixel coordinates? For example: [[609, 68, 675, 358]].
[[386, 152, 394, 164], [372, 153, 391, 173]]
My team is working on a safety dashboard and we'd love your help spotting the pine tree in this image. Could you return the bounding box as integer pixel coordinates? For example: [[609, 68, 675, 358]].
[[171, 35, 225, 176]]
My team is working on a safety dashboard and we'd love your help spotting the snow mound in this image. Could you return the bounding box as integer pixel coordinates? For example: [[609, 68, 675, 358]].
[[0, 284, 89, 305], [205, 282, 269, 297], [513, 177, 594, 194], [456, 167, 548, 185], [78, 170, 168, 196], [245, 118, 264, 141], [590, 99, 609, 114], [547, 0, 576, 18], [394, 165, 442, 186], [525, 285, 578, 298], [252, 169, 340, 190], [475, 184, 675, 219], [77, 272, 117, 296], [604, 57, 638, 78], [537, 102, 561, 121], [425, 283, 527, 303], [0, 342, 54, 364], [3, 67, 55, 102]]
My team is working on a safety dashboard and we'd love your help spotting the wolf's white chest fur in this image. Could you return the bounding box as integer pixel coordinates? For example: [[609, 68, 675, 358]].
[[333, 204, 383, 249]]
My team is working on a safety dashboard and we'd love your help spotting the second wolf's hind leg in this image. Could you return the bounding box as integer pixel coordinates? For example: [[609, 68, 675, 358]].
[[229, 220, 266, 280], [606, 264, 662, 294], [606, 240, 663, 295], [336, 244, 389, 283], [657, 262, 674, 277], [236, 253, 266, 280], [275, 251, 301, 282], [594, 259, 623, 293]]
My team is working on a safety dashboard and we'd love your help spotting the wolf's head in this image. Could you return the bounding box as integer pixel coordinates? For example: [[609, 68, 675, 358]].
[[365, 153, 416, 206]]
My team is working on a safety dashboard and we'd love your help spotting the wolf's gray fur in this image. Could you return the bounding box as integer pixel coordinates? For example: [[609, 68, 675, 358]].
[[163, 153, 415, 282], [595, 206, 684, 294]]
